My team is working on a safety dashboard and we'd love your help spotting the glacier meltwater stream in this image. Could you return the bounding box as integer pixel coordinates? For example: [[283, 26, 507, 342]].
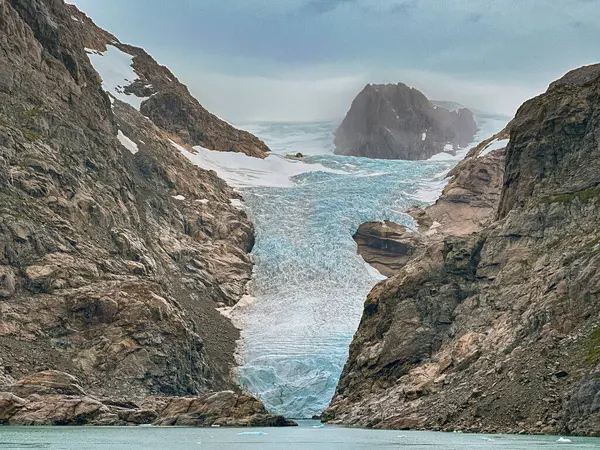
[[184, 117, 507, 419]]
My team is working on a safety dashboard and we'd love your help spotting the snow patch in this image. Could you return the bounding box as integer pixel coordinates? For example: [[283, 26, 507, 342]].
[[195, 199, 209, 204], [172, 195, 186, 201], [71, 16, 80, 22], [444, 143, 454, 152], [86, 45, 149, 110], [174, 144, 344, 188], [117, 130, 139, 155], [169, 139, 188, 153], [230, 199, 244, 209], [479, 138, 509, 158], [421, 132, 427, 141]]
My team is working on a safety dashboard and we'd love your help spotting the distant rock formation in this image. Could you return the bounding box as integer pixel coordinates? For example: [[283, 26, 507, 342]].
[[325, 65, 600, 436], [334, 83, 478, 160]]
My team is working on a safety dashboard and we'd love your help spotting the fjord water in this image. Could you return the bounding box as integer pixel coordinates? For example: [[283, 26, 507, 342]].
[[2, 422, 599, 449], [207, 116, 508, 419]]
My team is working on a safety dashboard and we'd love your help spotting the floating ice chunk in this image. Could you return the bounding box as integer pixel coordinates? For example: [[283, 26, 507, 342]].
[[172, 195, 186, 201], [117, 130, 139, 154], [557, 437, 572, 443], [87, 45, 149, 110], [237, 431, 267, 436], [479, 138, 509, 158], [312, 424, 325, 428]]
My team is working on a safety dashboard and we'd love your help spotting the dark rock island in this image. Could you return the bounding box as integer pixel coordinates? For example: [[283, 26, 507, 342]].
[[334, 83, 478, 160]]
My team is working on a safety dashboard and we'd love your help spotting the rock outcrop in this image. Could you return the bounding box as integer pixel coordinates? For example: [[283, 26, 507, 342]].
[[0, 0, 268, 414], [353, 221, 424, 278], [325, 65, 600, 436], [0, 371, 296, 427], [65, 5, 269, 158], [334, 83, 478, 160], [353, 128, 508, 276]]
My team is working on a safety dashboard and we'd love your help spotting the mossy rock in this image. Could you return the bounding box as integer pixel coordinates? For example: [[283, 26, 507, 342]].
[[585, 327, 600, 365], [542, 187, 600, 204], [22, 129, 41, 142]]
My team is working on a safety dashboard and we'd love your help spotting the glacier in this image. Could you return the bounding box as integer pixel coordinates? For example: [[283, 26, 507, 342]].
[[181, 115, 508, 419]]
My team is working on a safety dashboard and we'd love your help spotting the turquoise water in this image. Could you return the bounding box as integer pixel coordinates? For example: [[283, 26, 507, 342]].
[[1, 422, 598, 449], [222, 117, 507, 418]]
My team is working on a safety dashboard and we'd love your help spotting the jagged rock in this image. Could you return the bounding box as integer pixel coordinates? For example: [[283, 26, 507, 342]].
[[151, 391, 297, 427], [8, 370, 86, 397], [325, 66, 600, 436], [0, 371, 296, 427], [0, 265, 16, 298], [334, 83, 478, 160]]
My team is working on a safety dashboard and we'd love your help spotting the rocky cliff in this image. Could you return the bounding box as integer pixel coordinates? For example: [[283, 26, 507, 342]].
[[0, 0, 278, 424], [334, 83, 478, 160], [325, 66, 600, 436]]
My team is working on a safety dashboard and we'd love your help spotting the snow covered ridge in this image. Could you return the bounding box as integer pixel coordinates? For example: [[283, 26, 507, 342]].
[[86, 45, 149, 110]]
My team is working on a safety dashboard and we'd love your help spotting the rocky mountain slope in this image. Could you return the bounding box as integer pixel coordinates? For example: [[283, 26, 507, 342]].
[[334, 83, 478, 160], [324, 66, 600, 436], [0, 0, 284, 425]]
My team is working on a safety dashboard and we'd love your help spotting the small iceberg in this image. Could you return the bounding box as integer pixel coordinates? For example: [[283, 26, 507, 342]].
[[557, 437, 572, 443], [237, 431, 267, 436], [312, 424, 325, 428]]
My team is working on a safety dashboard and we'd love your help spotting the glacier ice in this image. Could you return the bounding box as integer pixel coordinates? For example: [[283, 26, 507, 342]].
[[181, 116, 508, 419]]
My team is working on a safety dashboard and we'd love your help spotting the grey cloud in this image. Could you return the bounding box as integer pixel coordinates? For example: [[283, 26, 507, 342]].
[[301, 0, 355, 14]]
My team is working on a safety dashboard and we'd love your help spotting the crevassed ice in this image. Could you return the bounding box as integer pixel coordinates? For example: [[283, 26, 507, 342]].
[[86, 45, 149, 110], [179, 114, 508, 419]]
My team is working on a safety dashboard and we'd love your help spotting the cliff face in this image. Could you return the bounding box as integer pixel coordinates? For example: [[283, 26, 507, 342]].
[[0, 0, 261, 406], [334, 83, 478, 160], [325, 66, 600, 436]]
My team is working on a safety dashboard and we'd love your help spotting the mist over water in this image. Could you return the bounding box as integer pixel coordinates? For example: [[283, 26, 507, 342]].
[[210, 115, 508, 418]]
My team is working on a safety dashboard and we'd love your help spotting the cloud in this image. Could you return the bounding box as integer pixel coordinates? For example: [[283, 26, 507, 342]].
[[301, 0, 355, 14], [72, 0, 600, 122]]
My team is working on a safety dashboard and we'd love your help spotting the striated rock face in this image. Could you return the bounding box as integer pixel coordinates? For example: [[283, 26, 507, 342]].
[[325, 65, 600, 436], [334, 83, 478, 160], [353, 221, 424, 278], [0, 371, 296, 427], [0, 0, 263, 405]]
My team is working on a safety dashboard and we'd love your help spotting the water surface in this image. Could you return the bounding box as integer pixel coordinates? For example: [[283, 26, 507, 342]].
[[1, 422, 598, 449]]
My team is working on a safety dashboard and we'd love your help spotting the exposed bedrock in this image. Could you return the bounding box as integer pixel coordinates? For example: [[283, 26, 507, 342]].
[[0, 370, 296, 427], [0, 0, 272, 415]]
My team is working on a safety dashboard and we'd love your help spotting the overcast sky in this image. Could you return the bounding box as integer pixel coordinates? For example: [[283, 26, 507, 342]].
[[72, 0, 599, 123]]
